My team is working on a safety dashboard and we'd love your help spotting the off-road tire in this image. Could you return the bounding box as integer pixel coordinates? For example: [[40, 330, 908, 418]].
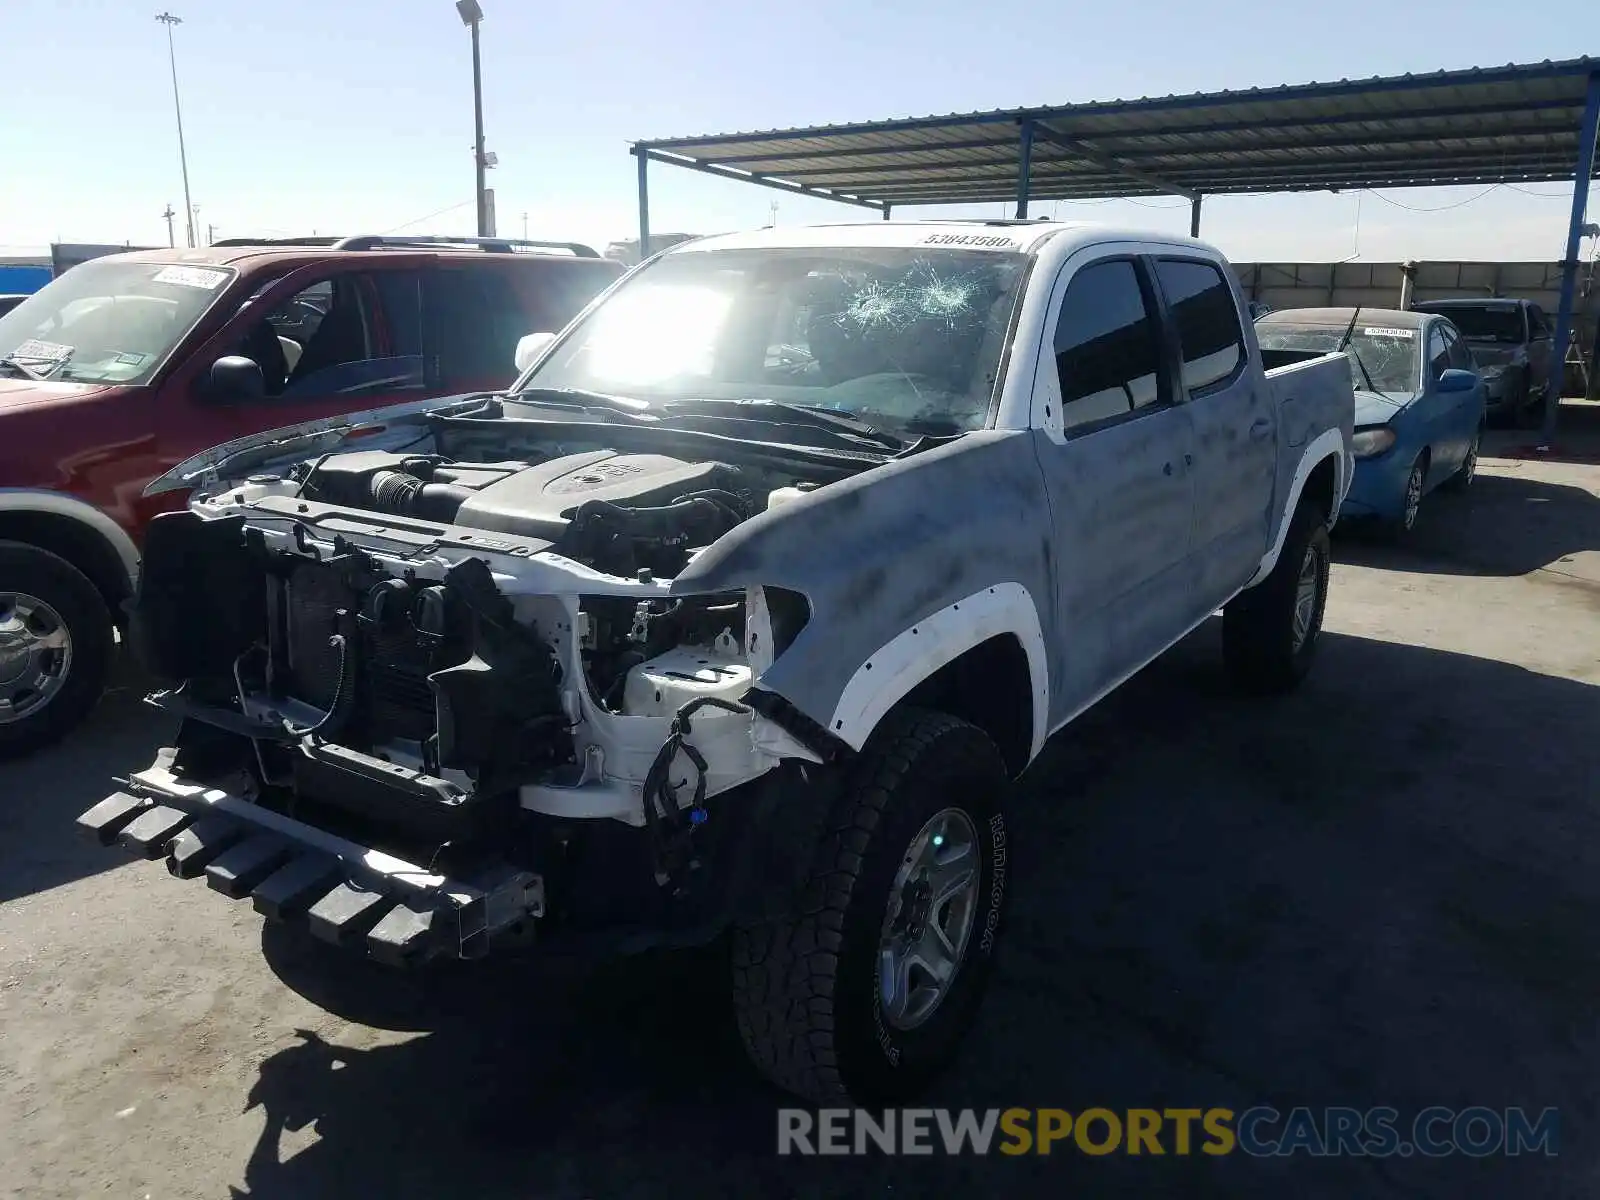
[[731, 708, 1010, 1104], [0, 541, 113, 759], [1222, 501, 1330, 696]]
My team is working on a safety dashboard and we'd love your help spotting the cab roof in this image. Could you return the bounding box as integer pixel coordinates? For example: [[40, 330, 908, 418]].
[[667, 219, 1211, 258]]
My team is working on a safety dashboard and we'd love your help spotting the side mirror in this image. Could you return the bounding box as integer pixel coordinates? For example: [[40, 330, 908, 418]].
[[513, 331, 556, 374], [1437, 368, 1477, 394], [204, 355, 266, 404]]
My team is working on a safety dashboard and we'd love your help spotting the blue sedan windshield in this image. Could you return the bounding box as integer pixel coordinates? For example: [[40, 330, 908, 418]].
[[1257, 324, 1419, 394]]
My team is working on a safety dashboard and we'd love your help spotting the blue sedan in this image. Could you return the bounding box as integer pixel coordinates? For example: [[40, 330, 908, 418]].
[[1257, 308, 1486, 533]]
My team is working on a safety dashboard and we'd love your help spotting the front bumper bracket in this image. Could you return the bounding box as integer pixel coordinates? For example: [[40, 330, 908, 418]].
[[77, 752, 544, 967]]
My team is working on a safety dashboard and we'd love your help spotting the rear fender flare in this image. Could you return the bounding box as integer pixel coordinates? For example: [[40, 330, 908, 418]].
[[1246, 430, 1348, 587]]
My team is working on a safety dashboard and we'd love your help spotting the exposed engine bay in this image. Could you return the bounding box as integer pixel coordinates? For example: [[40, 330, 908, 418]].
[[129, 425, 847, 904], [295, 447, 761, 578]]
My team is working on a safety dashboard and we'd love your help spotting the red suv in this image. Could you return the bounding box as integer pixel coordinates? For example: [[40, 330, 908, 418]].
[[0, 234, 625, 756]]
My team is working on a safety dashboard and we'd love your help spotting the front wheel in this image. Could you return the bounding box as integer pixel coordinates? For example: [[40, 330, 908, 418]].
[[731, 708, 1010, 1104], [1223, 503, 1331, 695], [0, 542, 113, 759]]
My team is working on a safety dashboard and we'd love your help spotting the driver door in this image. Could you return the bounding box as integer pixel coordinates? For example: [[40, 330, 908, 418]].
[[1030, 253, 1196, 716], [155, 261, 430, 484]]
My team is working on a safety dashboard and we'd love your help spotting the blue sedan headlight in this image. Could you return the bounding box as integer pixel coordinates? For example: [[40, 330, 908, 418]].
[[1351, 426, 1397, 459]]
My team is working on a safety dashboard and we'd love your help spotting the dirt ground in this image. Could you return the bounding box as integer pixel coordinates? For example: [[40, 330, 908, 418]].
[[2, 440, 1598, 1199]]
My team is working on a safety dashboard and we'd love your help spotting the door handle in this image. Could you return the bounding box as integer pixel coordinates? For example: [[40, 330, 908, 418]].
[[1249, 417, 1273, 440]]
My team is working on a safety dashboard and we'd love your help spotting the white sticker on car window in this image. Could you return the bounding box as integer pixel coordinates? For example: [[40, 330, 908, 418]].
[[153, 265, 229, 290], [1361, 326, 1415, 339], [12, 338, 73, 361]]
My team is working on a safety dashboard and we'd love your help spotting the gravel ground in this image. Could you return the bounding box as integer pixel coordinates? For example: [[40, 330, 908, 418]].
[[2, 453, 1597, 1199]]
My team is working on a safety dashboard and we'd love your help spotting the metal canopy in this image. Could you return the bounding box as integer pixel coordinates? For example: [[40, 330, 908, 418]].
[[630, 57, 1600, 444], [633, 59, 1600, 211]]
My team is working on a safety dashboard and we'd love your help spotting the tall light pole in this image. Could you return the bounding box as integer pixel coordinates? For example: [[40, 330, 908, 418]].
[[155, 12, 195, 248], [455, 1, 489, 237]]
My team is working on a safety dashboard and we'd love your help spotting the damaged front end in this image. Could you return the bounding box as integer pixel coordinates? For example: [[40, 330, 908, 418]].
[[82, 421, 863, 963]]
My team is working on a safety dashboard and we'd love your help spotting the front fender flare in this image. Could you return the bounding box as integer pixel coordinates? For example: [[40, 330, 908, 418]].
[[0, 487, 141, 589], [824, 581, 1050, 759]]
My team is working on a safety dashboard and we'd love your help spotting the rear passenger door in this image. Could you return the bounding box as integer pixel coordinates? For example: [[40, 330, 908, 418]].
[[1030, 254, 1196, 714], [1150, 256, 1274, 613]]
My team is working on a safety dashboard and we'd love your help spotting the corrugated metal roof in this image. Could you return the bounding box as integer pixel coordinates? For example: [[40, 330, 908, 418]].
[[633, 59, 1600, 208]]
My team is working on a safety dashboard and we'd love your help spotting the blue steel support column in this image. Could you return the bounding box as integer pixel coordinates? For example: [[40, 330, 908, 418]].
[[1015, 120, 1035, 219], [1540, 70, 1600, 446], [1190, 194, 1203, 238], [636, 149, 651, 260]]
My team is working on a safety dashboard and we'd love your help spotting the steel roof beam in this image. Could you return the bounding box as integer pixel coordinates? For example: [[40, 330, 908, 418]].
[[1029, 122, 1197, 200], [865, 151, 1585, 195], [630, 147, 887, 212], [711, 120, 1581, 177], [871, 163, 1582, 204], [1057, 95, 1585, 144], [758, 138, 1586, 188]]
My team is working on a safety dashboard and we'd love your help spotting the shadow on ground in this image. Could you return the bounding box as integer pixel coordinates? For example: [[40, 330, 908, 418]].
[[233, 626, 1598, 1200], [1482, 398, 1600, 466], [0, 651, 171, 902], [1335, 468, 1600, 578]]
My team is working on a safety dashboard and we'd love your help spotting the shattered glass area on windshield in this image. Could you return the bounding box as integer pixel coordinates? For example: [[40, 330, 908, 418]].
[[1257, 324, 1420, 394], [833, 263, 990, 332]]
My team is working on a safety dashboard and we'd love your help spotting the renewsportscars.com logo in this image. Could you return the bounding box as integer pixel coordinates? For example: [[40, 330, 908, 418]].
[[777, 1107, 1559, 1158]]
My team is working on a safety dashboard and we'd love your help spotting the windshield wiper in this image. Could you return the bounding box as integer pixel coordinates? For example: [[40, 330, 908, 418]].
[[510, 386, 652, 415], [1347, 348, 1378, 392], [660, 398, 905, 451], [0, 357, 48, 381], [1333, 306, 1379, 392]]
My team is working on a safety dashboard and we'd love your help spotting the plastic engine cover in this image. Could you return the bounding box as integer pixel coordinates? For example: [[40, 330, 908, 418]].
[[453, 450, 727, 541]]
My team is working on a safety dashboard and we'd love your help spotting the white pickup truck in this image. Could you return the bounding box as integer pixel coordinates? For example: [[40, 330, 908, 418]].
[[79, 220, 1354, 1104]]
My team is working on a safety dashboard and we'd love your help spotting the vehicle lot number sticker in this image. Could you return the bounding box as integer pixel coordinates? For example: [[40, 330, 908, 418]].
[[153, 265, 230, 289], [12, 339, 72, 362], [921, 233, 1018, 248], [1361, 326, 1415, 339]]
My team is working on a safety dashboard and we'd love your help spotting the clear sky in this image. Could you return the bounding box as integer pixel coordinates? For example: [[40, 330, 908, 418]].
[[2, 0, 1595, 263]]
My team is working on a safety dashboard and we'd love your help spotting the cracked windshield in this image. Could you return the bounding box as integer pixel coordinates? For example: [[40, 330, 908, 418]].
[[522, 246, 1029, 436], [0, 259, 234, 385], [1256, 323, 1420, 394]]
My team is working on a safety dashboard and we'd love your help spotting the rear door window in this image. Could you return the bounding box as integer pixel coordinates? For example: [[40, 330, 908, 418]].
[[1153, 258, 1245, 392], [425, 266, 527, 388]]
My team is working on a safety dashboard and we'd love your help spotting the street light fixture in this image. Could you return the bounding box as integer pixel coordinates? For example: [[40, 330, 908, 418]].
[[155, 12, 195, 249], [455, 0, 491, 237]]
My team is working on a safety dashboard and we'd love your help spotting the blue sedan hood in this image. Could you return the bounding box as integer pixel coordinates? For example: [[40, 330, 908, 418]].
[[1354, 389, 1414, 427]]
